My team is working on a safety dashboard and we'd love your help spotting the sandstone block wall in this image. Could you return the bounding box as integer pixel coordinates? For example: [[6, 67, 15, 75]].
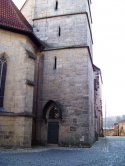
[[34, 14, 92, 55], [0, 29, 36, 114], [94, 68, 103, 137], [21, 0, 35, 25], [34, 0, 92, 23], [0, 29, 37, 147], [21, 0, 93, 56], [0, 115, 32, 147], [88, 57, 95, 144], [21, 0, 92, 26], [37, 48, 94, 146], [21, 0, 95, 147]]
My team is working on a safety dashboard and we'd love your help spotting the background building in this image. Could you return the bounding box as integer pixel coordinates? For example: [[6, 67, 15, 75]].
[[93, 65, 103, 139], [114, 121, 125, 136]]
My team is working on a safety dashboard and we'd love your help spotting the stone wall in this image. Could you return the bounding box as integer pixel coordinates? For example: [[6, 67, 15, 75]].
[[36, 48, 95, 146], [94, 67, 103, 137], [21, 0, 93, 56], [21, 0, 35, 25], [0, 115, 32, 147], [34, 0, 92, 24], [88, 57, 95, 144], [0, 29, 37, 147], [34, 14, 92, 55], [0, 29, 36, 114], [21, 0, 95, 147], [21, 0, 92, 26]]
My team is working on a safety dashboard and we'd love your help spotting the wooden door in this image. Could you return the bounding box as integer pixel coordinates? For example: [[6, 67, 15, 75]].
[[47, 121, 59, 144]]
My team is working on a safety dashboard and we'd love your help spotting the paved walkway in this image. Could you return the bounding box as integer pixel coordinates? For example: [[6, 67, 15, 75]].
[[0, 137, 125, 166]]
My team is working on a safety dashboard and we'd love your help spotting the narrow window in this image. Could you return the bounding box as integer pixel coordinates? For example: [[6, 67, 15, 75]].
[[59, 26, 61, 36], [0, 56, 7, 107], [55, 0, 58, 10], [54, 56, 57, 70]]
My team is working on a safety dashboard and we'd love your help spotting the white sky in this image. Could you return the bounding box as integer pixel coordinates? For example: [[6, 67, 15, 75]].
[[92, 0, 125, 117], [12, 0, 125, 117]]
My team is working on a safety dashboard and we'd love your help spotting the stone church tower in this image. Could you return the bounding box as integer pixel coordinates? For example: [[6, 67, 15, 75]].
[[22, 0, 95, 146], [0, 0, 103, 148]]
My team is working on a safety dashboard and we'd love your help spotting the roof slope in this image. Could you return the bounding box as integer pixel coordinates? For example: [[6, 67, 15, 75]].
[[0, 0, 42, 47], [0, 0, 33, 33]]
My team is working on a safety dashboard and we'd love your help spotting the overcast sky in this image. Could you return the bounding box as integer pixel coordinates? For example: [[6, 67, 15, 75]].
[[13, 0, 125, 117], [92, 0, 125, 117]]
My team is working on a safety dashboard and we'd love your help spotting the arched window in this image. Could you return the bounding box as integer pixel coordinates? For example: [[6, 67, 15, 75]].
[[42, 100, 62, 122], [48, 105, 60, 119], [0, 56, 7, 107]]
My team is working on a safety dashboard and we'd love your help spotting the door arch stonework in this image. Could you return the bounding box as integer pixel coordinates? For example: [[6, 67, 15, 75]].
[[42, 100, 63, 144]]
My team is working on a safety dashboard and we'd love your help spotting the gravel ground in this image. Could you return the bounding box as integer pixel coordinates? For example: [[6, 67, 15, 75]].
[[0, 137, 125, 166]]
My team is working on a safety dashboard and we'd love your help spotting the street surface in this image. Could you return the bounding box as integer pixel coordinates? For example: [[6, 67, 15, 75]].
[[0, 137, 125, 166]]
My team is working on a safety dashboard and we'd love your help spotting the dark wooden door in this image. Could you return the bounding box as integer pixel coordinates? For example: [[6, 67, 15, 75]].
[[47, 121, 59, 144]]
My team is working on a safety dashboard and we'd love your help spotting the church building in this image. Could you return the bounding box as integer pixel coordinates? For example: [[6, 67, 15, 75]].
[[0, 0, 103, 147]]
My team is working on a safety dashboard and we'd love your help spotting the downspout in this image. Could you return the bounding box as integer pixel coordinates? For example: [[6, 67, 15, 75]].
[[32, 51, 41, 145]]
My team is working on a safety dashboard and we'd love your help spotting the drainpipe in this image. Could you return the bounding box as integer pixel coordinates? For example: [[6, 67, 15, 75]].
[[32, 51, 41, 145]]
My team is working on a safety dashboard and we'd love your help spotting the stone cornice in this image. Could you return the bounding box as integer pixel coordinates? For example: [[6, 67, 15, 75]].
[[0, 111, 34, 118]]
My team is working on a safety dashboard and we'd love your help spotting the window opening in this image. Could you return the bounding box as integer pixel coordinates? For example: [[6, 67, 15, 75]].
[[59, 26, 61, 36], [55, 0, 58, 10], [49, 106, 60, 119], [54, 56, 57, 70], [0, 56, 7, 107]]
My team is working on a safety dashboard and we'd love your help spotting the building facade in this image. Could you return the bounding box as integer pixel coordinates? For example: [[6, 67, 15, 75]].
[[93, 65, 103, 139], [114, 121, 125, 136], [0, 0, 103, 147], [0, 0, 42, 147]]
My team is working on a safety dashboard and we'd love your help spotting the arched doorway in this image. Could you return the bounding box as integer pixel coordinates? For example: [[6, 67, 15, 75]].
[[42, 101, 62, 144]]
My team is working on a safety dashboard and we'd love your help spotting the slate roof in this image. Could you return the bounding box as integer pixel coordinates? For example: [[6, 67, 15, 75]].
[[0, 0, 42, 47]]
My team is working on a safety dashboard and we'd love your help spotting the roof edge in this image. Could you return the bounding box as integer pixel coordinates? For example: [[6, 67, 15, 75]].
[[0, 25, 44, 50], [20, 0, 28, 11]]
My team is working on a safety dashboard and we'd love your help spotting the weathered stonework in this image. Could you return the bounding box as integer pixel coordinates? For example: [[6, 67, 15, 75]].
[[35, 48, 95, 146], [21, 0, 36, 25], [0, 0, 103, 148], [29, 0, 95, 147], [34, 0, 92, 25], [0, 115, 32, 147], [94, 65, 103, 139], [33, 14, 92, 55], [21, 0, 92, 25], [0, 29, 37, 147]]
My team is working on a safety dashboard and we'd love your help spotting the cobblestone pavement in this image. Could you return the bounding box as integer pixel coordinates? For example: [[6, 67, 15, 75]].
[[0, 137, 125, 166]]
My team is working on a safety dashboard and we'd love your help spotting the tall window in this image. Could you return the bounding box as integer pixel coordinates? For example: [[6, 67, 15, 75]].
[[55, 0, 58, 10], [54, 56, 57, 70], [59, 26, 61, 36], [0, 56, 7, 107]]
